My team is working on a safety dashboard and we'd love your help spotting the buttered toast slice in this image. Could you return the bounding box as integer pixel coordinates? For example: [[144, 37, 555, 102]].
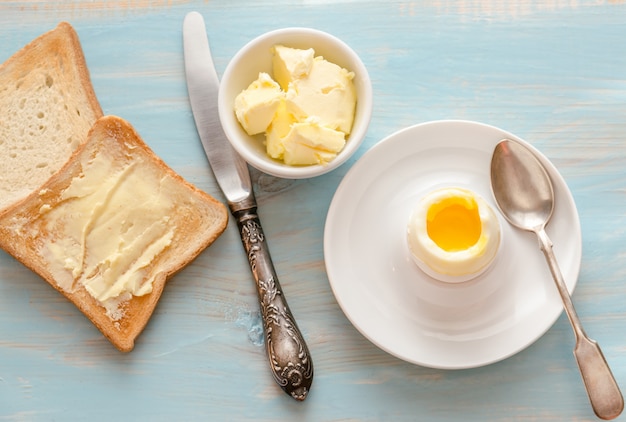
[[0, 22, 103, 212], [0, 116, 228, 352]]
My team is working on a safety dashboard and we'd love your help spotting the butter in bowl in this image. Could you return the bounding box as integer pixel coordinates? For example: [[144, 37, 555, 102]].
[[218, 27, 373, 179]]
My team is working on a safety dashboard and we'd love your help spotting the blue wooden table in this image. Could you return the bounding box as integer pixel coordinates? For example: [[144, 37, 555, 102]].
[[1, 1, 626, 420]]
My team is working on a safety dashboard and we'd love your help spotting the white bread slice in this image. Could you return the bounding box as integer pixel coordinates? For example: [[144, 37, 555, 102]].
[[0, 115, 228, 352], [0, 22, 102, 213]]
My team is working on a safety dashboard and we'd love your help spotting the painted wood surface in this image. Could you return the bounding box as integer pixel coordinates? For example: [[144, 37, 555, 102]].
[[1, 1, 626, 420]]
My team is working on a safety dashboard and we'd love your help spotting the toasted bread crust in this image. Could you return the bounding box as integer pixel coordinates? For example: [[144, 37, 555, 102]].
[[0, 116, 228, 352], [51, 22, 103, 121]]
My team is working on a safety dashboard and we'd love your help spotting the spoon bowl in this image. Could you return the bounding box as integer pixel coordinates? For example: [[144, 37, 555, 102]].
[[491, 139, 623, 420], [491, 140, 554, 232]]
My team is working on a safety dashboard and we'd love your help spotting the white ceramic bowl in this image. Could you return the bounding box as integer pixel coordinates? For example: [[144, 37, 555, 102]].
[[218, 27, 372, 179]]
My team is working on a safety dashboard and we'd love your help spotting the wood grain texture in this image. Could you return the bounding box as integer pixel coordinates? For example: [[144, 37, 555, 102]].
[[1, 1, 626, 420]]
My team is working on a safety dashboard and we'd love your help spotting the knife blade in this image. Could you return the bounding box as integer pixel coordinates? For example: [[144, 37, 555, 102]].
[[183, 11, 313, 401]]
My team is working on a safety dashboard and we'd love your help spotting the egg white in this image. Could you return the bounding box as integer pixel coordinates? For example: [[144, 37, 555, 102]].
[[407, 187, 501, 283]]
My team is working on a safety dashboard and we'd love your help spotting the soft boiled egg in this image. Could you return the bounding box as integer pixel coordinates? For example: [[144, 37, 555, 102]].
[[407, 187, 501, 283]]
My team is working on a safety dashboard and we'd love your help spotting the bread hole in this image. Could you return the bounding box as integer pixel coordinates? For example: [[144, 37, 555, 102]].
[[76, 108, 81, 116], [9, 152, 17, 158], [45, 74, 53, 88], [36, 162, 48, 169], [19, 98, 26, 109], [15, 80, 23, 90], [37, 112, 44, 119]]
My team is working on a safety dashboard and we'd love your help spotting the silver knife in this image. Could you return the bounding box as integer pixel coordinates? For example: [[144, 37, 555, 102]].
[[182, 11, 313, 401]]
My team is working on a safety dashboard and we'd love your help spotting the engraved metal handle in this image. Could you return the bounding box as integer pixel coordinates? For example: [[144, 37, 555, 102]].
[[230, 196, 314, 401]]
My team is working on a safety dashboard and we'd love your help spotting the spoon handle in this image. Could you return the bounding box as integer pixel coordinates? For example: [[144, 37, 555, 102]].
[[537, 229, 623, 420], [575, 336, 624, 420]]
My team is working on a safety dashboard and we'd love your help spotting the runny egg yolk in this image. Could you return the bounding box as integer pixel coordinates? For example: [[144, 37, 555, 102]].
[[406, 187, 501, 283], [426, 197, 481, 252]]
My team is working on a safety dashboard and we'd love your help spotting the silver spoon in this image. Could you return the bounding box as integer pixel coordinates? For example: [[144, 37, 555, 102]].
[[491, 139, 623, 420]]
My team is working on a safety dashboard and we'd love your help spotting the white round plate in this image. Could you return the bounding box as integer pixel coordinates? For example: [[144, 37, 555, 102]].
[[324, 120, 581, 369]]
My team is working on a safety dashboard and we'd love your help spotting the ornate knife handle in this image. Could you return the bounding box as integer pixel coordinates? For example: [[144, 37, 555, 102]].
[[230, 199, 314, 401]]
